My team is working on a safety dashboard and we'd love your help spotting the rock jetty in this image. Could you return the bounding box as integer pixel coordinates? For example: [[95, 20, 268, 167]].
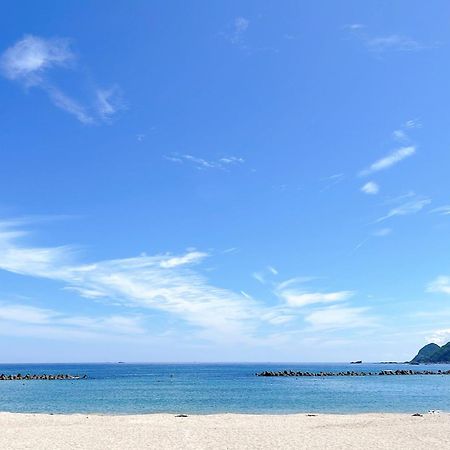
[[256, 369, 450, 377], [0, 373, 87, 381]]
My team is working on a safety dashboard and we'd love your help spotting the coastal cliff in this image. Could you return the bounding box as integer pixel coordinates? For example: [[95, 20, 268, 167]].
[[411, 342, 450, 363]]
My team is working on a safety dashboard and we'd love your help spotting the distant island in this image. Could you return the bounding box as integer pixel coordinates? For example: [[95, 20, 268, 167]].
[[410, 342, 450, 364]]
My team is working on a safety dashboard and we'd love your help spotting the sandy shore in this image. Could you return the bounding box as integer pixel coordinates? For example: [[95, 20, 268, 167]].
[[0, 412, 448, 449]]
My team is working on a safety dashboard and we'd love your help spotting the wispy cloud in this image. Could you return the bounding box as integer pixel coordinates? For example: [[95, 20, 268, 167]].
[[359, 146, 415, 176], [426, 328, 450, 345], [353, 227, 392, 252], [345, 26, 432, 53], [0, 220, 266, 342], [430, 205, 450, 216], [275, 277, 354, 308], [261, 310, 295, 325], [232, 17, 249, 42], [0, 35, 73, 84], [253, 266, 279, 284], [361, 181, 379, 195], [165, 153, 245, 170], [159, 251, 207, 268], [221, 16, 278, 54], [281, 290, 354, 308], [46, 85, 93, 124], [392, 120, 421, 143], [95, 86, 125, 121], [392, 129, 409, 144], [320, 173, 345, 192], [372, 228, 392, 237], [305, 305, 374, 330], [225, 17, 250, 46], [0, 220, 378, 344], [375, 194, 430, 223], [366, 35, 426, 52], [0, 35, 123, 124], [343, 24, 365, 31], [0, 301, 145, 340], [404, 119, 422, 129], [427, 276, 450, 295]]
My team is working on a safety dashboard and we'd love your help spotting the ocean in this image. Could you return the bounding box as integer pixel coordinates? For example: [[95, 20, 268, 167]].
[[0, 363, 449, 414]]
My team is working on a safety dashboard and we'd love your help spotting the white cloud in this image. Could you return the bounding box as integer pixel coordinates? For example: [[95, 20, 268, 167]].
[[276, 277, 316, 291], [0, 220, 376, 344], [46, 86, 94, 124], [430, 206, 450, 216], [252, 272, 265, 284], [159, 251, 207, 268], [223, 247, 238, 254], [360, 146, 415, 176], [345, 26, 431, 53], [0, 35, 73, 84], [253, 266, 278, 284], [0, 221, 267, 342], [320, 173, 345, 192], [275, 277, 354, 308], [392, 129, 409, 143], [0, 221, 76, 278], [229, 17, 249, 45], [261, 311, 295, 325], [165, 153, 245, 170], [0, 303, 56, 324], [375, 195, 431, 223], [219, 156, 245, 165], [372, 228, 392, 237], [0, 35, 122, 124], [366, 35, 425, 52], [95, 86, 124, 121], [404, 119, 422, 129], [235, 17, 249, 33], [280, 290, 354, 308], [361, 181, 379, 195], [305, 305, 373, 330], [427, 276, 450, 295], [392, 120, 421, 144], [0, 301, 145, 338], [426, 328, 450, 345], [344, 24, 365, 30]]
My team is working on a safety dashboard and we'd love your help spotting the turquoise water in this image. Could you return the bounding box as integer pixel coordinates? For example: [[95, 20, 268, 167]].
[[0, 363, 449, 414]]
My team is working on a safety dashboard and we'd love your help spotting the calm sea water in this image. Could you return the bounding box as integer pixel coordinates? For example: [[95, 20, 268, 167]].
[[0, 363, 449, 414]]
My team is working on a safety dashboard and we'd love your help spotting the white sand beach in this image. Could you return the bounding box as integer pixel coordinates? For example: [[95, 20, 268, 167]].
[[0, 412, 448, 449]]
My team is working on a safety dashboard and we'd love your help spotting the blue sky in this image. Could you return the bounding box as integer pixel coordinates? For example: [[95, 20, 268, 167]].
[[1, 1, 450, 362]]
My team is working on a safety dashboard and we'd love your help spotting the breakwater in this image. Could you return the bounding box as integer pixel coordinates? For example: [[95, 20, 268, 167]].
[[256, 369, 450, 377], [0, 373, 87, 381]]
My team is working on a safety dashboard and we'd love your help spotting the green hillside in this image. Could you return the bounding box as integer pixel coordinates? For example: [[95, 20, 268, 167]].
[[411, 342, 450, 363]]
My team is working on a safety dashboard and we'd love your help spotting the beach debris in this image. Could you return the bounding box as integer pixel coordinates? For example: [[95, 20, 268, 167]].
[[412, 413, 423, 417], [306, 414, 317, 417], [255, 370, 450, 377], [175, 414, 188, 418], [0, 373, 87, 381]]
